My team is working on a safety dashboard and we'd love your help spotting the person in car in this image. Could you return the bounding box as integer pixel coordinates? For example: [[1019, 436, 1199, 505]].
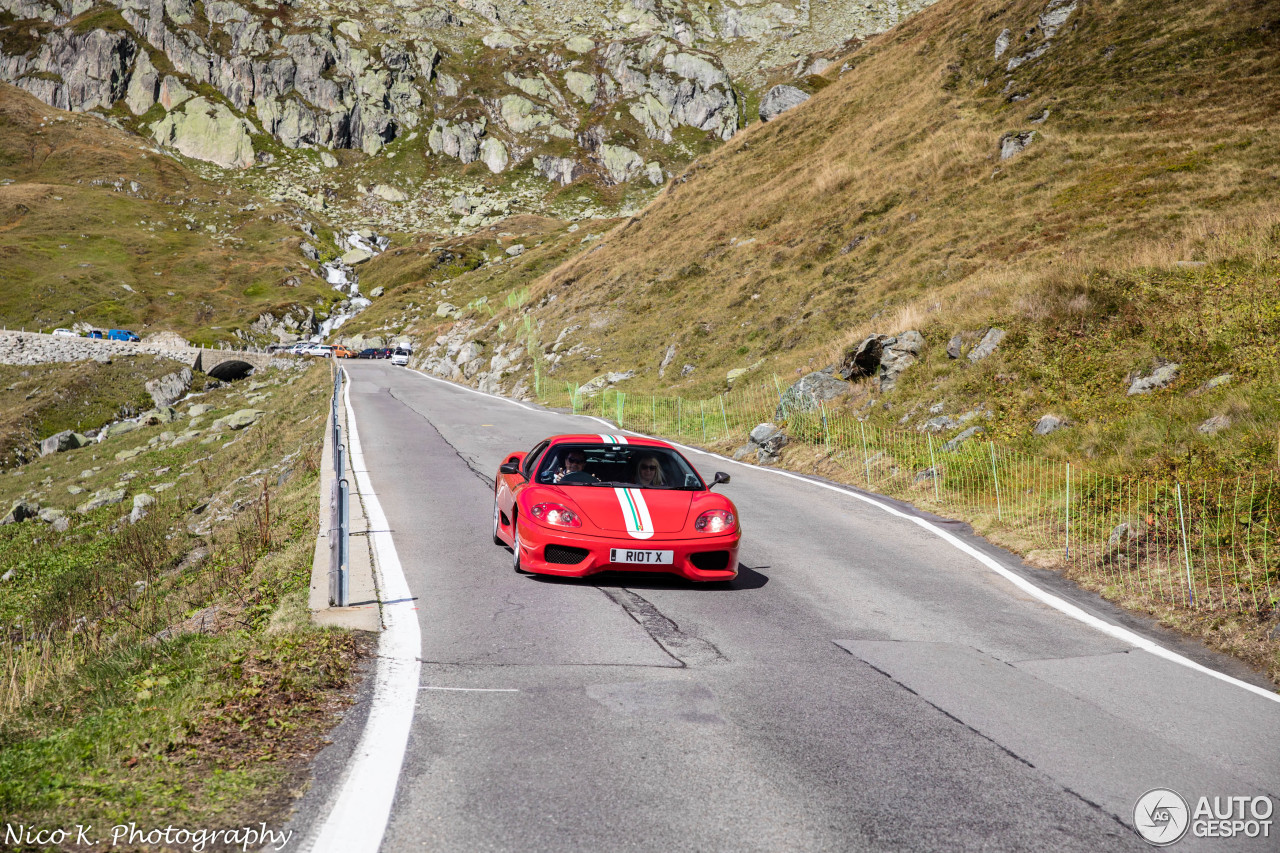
[[633, 455, 666, 487], [553, 451, 596, 484]]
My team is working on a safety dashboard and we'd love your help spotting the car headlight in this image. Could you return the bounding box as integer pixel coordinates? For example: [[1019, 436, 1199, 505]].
[[694, 509, 736, 533], [530, 502, 582, 528]]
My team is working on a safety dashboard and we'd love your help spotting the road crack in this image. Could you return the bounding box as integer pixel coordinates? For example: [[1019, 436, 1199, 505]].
[[387, 387, 493, 488], [600, 587, 727, 667]]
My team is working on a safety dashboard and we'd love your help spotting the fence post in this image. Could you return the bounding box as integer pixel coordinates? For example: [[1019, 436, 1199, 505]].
[[678, 397, 683, 436], [1175, 483, 1195, 607], [616, 391, 624, 426], [927, 432, 940, 502], [773, 374, 786, 419], [700, 400, 707, 443], [652, 395, 657, 433], [1065, 462, 1072, 560], [719, 396, 729, 439], [859, 420, 871, 487], [989, 442, 1003, 521], [820, 402, 830, 451]]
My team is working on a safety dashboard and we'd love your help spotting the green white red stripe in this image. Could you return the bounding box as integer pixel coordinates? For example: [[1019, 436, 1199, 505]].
[[598, 433, 628, 444], [614, 488, 654, 539]]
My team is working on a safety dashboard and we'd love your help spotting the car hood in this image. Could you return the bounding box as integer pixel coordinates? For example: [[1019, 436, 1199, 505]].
[[541, 486, 694, 538]]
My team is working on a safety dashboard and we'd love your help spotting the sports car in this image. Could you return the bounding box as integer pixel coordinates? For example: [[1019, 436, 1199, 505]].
[[492, 434, 740, 582]]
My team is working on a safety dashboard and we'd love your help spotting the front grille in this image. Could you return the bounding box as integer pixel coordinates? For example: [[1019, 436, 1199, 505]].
[[689, 551, 731, 572], [545, 544, 589, 565]]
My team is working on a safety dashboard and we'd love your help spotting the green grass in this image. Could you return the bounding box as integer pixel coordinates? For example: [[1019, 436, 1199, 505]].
[[0, 362, 363, 828]]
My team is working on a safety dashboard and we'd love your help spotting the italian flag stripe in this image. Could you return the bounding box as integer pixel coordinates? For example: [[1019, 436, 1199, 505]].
[[614, 488, 654, 540], [598, 433, 628, 444]]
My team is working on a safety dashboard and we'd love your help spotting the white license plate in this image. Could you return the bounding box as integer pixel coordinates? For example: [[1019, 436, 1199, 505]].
[[609, 548, 674, 565]]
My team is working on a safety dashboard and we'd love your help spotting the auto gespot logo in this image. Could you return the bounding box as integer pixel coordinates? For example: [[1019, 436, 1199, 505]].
[[1134, 789, 1274, 846]]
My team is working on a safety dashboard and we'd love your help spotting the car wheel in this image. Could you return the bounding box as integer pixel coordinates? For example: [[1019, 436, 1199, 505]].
[[512, 523, 530, 573], [492, 500, 505, 546]]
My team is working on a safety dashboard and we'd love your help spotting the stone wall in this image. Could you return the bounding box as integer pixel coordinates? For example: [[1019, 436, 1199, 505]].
[[0, 330, 270, 374]]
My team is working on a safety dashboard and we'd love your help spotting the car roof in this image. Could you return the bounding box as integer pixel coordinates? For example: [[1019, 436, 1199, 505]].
[[545, 434, 673, 449]]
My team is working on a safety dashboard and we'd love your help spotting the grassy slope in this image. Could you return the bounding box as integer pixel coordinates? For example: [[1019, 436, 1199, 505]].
[[453, 0, 1280, 476], [0, 86, 337, 345], [0, 357, 216, 468], [0, 363, 363, 830]]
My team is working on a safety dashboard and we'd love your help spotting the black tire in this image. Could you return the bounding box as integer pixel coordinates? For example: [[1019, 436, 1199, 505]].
[[492, 500, 505, 546], [512, 524, 530, 574]]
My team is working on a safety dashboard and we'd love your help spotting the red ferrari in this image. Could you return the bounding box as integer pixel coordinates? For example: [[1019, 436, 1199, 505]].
[[492, 434, 740, 581]]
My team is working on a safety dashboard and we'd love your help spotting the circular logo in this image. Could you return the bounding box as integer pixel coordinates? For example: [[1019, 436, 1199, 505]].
[[1134, 788, 1190, 846]]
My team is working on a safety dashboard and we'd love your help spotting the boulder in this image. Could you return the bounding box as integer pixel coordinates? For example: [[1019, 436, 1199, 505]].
[[1128, 363, 1180, 395], [37, 507, 66, 525], [747, 422, 789, 464], [776, 370, 850, 418], [999, 131, 1036, 160], [599, 144, 643, 184], [1033, 414, 1068, 435], [77, 488, 127, 514], [1108, 520, 1148, 553], [967, 328, 1006, 363], [145, 368, 192, 407], [1, 500, 39, 525], [130, 493, 156, 524], [104, 421, 139, 439], [213, 409, 265, 430], [371, 184, 408, 202], [941, 426, 984, 451], [40, 430, 88, 457], [759, 85, 809, 122], [839, 335, 888, 379], [878, 331, 923, 390], [1196, 414, 1230, 436], [946, 334, 964, 359], [1190, 373, 1232, 396], [187, 403, 213, 418], [141, 407, 177, 425], [480, 138, 509, 174], [150, 97, 256, 170]]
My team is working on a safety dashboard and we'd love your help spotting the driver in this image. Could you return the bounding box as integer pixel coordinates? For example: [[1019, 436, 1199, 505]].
[[553, 450, 596, 483]]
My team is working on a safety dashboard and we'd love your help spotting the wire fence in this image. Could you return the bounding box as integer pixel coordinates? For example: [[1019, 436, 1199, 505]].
[[537, 377, 1278, 615]]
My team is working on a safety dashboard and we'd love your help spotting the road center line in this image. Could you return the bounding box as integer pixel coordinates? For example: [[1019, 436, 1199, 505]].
[[403, 365, 1280, 705], [420, 686, 521, 692]]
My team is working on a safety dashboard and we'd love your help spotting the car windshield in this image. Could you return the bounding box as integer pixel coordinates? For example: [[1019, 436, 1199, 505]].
[[535, 444, 704, 490]]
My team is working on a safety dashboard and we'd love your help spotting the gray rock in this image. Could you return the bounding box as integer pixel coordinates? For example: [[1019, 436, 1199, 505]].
[[1197, 414, 1231, 436], [749, 422, 784, 444], [146, 368, 192, 408], [839, 335, 888, 379], [212, 409, 265, 430], [40, 430, 88, 457], [1108, 520, 1147, 552], [142, 407, 177, 425], [1033, 414, 1068, 435], [994, 28, 1011, 60], [150, 97, 256, 169], [732, 444, 755, 461], [130, 493, 156, 524], [941, 426, 984, 451], [946, 334, 964, 359], [759, 85, 809, 122], [914, 467, 941, 484], [505, 244, 525, 257], [878, 331, 923, 390], [968, 328, 1006, 363], [1191, 373, 1232, 396], [1128, 363, 1180, 395], [104, 421, 139, 439], [1, 500, 39, 525], [776, 370, 850, 418], [480, 138, 509, 174], [187, 403, 213, 417], [1000, 131, 1036, 160], [37, 507, 66, 525], [77, 488, 127, 514], [369, 286, 385, 298], [921, 416, 959, 432]]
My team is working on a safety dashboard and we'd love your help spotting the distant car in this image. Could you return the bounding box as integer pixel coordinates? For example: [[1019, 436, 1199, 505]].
[[332, 345, 358, 358], [390, 348, 410, 366], [51, 328, 77, 337], [303, 344, 333, 357], [107, 329, 140, 342], [86, 330, 103, 339], [376, 348, 393, 359], [358, 348, 379, 359], [492, 434, 740, 582]]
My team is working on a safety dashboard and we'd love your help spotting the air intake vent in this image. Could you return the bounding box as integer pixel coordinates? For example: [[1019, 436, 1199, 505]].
[[690, 551, 730, 572], [545, 544, 589, 564]]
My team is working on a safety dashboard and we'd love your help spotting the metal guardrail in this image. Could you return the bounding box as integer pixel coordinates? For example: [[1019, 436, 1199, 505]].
[[328, 368, 350, 607]]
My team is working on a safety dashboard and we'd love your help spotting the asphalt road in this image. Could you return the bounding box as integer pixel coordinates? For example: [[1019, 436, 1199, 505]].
[[331, 361, 1279, 852]]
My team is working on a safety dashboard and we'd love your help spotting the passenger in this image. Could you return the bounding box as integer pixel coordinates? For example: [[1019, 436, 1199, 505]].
[[633, 454, 666, 487], [553, 450, 592, 483]]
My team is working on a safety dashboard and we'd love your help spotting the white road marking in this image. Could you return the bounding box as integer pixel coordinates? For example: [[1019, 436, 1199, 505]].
[[420, 686, 520, 692], [307, 370, 422, 853], [395, 365, 1278, 705]]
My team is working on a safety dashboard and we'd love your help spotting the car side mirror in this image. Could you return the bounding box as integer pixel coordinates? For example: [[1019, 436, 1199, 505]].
[[499, 462, 521, 476], [709, 471, 730, 490]]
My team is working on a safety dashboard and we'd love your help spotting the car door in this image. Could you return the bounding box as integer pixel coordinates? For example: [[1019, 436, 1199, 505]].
[[496, 440, 550, 536]]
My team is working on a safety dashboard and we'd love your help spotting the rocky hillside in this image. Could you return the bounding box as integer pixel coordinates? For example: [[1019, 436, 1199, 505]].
[[362, 0, 1280, 475], [0, 0, 937, 233]]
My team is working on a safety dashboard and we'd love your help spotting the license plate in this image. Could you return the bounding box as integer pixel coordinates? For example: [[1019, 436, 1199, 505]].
[[609, 548, 674, 565]]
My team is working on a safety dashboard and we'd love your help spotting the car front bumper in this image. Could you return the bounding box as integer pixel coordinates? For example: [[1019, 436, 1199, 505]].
[[517, 523, 740, 581]]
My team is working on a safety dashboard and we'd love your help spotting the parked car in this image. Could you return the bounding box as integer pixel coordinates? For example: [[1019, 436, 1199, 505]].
[[377, 348, 394, 359], [86, 329, 103, 339], [51, 328, 78, 337], [332, 345, 358, 358], [107, 329, 140, 342], [303, 344, 333, 357], [492, 434, 740, 582], [358, 348, 379, 359], [390, 348, 411, 366]]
